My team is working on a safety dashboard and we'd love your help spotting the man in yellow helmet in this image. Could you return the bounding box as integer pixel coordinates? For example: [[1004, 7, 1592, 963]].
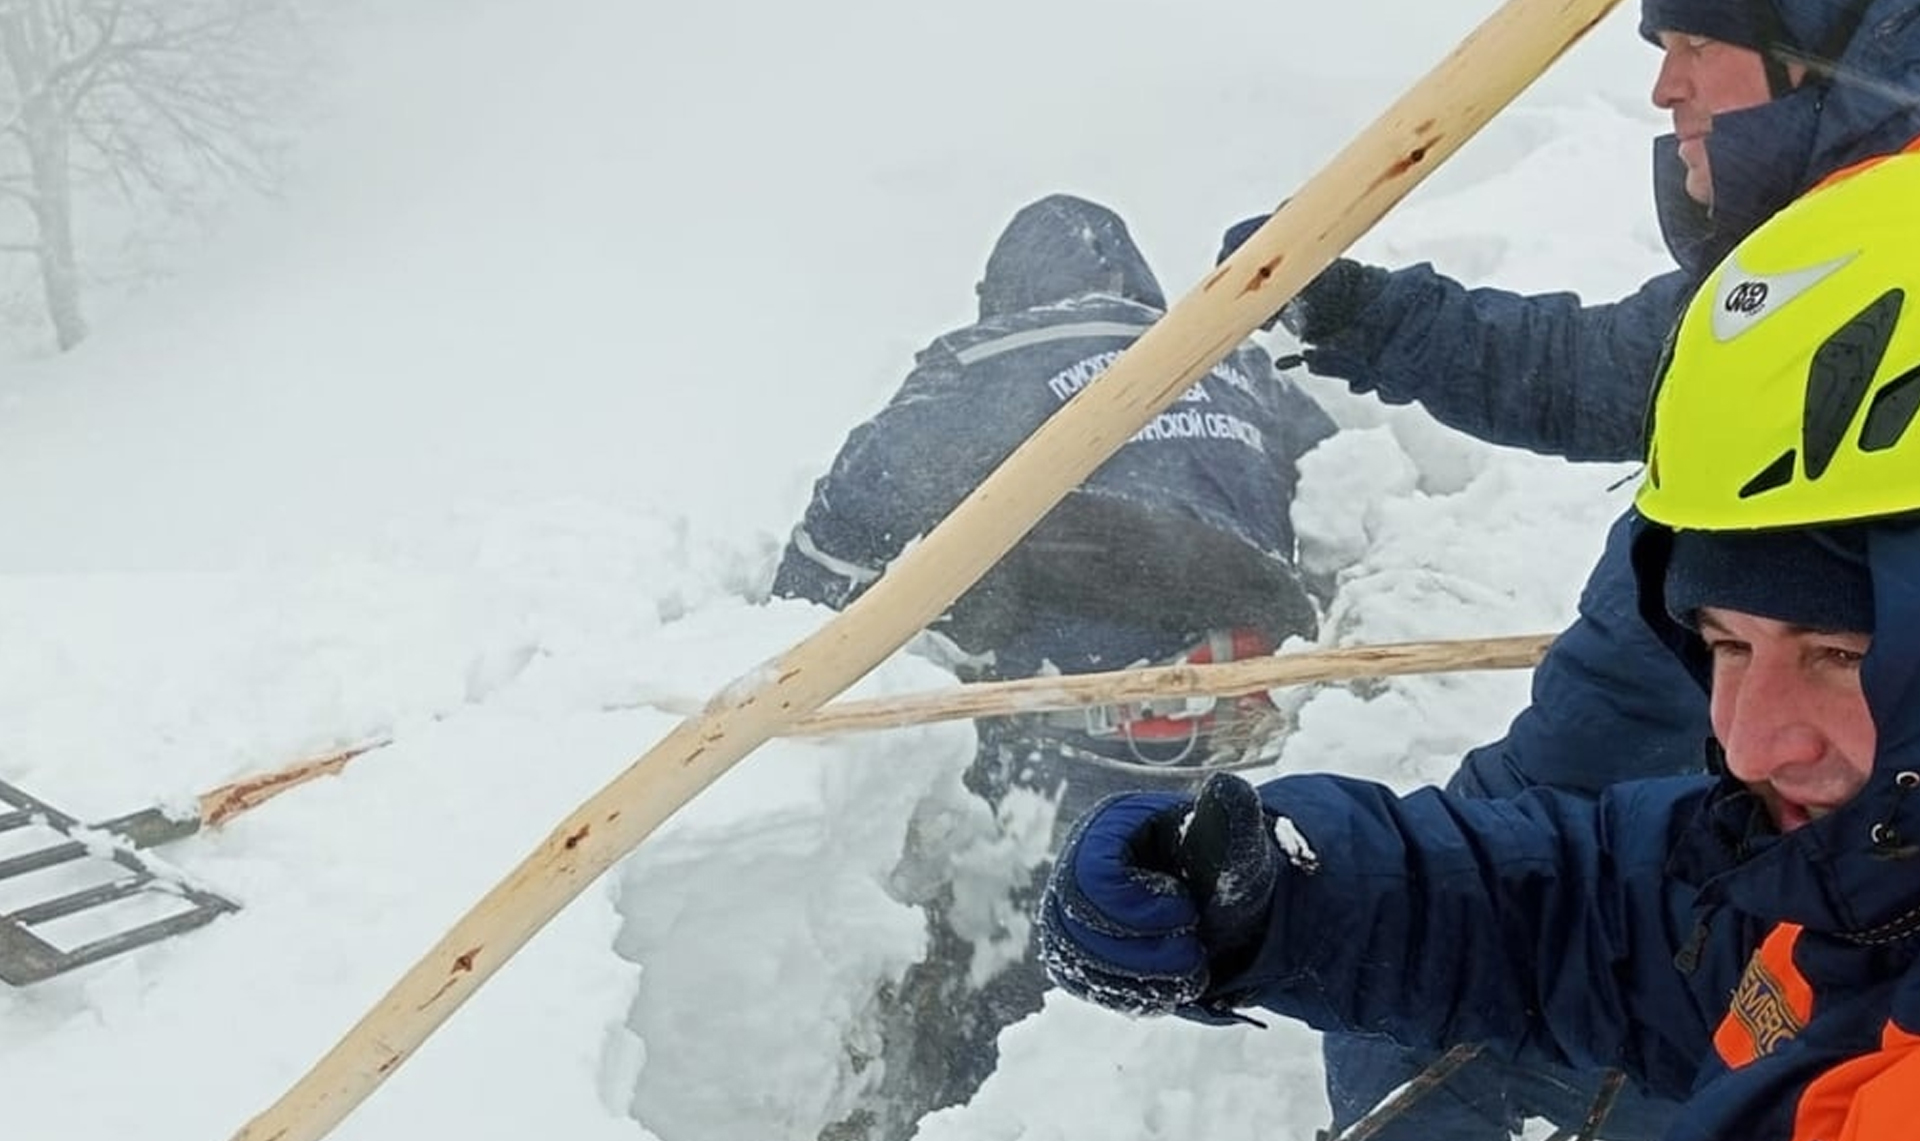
[[1223, 0, 1920, 1132], [1038, 148, 1920, 1140]]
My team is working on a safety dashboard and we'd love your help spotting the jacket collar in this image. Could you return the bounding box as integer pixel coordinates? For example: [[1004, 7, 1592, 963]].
[[1653, 88, 1823, 279]]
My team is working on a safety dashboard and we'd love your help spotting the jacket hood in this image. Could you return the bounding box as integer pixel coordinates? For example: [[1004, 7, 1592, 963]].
[[1650, 0, 1920, 276], [975, 194, 1167, 320], [1637, 517, 1920, 940]]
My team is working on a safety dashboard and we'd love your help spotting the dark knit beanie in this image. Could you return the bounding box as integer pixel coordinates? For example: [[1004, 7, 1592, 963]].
[[1641, 0, 1773, 52], [1664, 526, 1875, 632], [1639, 0, 1860, 60]]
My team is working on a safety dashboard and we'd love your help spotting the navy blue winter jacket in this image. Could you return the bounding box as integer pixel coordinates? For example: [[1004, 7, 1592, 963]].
[[774, 195, 1335, 676], [1216, 519, 1920, 1141], [1339, 0, 1920, 800]]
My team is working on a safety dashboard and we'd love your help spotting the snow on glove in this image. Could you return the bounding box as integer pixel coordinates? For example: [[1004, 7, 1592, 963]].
[[1217, 213, 1387, 343], [1177, 770, 1281, 980], [1037, 772, 1279, 1018]]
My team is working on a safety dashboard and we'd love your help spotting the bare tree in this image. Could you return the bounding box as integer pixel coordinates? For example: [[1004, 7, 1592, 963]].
[[0, 0, 303, 350]]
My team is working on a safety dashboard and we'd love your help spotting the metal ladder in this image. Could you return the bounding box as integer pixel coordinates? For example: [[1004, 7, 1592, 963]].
[[0, 777, 237, 985]]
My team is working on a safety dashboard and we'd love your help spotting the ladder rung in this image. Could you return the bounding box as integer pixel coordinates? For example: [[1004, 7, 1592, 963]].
[[0, 841, 86, 881], [8, 875, 153, 925], [52, 906, 229, 974]]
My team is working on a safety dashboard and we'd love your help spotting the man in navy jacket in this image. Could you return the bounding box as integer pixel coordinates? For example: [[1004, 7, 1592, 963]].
[[774, 193, 1335, 1138]]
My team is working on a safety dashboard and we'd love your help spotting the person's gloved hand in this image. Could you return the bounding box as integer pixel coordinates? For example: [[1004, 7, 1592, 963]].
[[1037, 771, 1280, 1018], [1218, 213, 1388, 343]]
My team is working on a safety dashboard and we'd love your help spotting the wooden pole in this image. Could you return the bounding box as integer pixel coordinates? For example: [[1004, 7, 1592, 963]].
[[230, 2, 1623, 1137], [177, 634, 1553, 840], [786, 633, 1552, 737]]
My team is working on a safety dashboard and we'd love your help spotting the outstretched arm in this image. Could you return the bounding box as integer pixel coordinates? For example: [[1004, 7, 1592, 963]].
[[1041, 771, 1744, 1100], [1297, 264, 1692, 462]]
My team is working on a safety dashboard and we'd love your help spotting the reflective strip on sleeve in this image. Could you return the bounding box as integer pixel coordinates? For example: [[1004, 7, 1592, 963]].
[[789, 526, 882, 589]]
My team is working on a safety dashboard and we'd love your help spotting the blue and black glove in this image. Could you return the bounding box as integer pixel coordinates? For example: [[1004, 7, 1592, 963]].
[[1218, 213, 1389, 343], [1037, 771, 1282, 1019]]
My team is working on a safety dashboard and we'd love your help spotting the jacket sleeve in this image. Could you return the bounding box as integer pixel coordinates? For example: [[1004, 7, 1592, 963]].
[[1212, 772, 1746, 1100], [1302, 265, 1694, 462], [770, 348, 979, 608]]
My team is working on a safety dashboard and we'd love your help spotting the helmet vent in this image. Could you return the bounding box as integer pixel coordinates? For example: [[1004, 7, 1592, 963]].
[[1738, 449, 1797, 500], [1860, 363, 1920, 453], [1804, 290, 1902, 479]]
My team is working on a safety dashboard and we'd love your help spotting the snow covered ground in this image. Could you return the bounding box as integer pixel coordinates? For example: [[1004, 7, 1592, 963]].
[[0, 0, 1674, 1138]]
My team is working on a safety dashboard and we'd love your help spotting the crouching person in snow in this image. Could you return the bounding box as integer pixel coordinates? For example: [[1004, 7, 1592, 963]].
[[1214, 0, 1920, 1134], [1042, 152, 1920, 1141], [773, 193, 1336, 1138]]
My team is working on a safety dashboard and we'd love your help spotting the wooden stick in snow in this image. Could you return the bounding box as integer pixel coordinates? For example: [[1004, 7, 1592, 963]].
[[779, 632, 1554, 736], [174, 633, 1553, 838]]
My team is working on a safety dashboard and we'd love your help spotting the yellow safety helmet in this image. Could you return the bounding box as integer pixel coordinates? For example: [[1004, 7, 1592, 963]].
[[1637, 149, 1920, 532]]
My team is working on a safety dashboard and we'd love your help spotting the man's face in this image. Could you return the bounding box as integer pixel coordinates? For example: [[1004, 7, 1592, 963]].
[[1702, 606, 1877, 832], [1649, 32, 1779, 206]]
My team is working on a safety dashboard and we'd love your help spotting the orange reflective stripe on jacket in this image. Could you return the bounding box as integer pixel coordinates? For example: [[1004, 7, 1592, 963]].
[[1714, 923, 1814, 1067], [1792, 1024, 1920, 1141], [1809, 134, 1920, 193]]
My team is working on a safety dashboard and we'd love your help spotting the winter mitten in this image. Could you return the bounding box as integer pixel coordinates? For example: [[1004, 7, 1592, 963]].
[[1177, 770, 1282, 977], [1037, 772, 1279, 1017], [1279, 257, 1390, 343], [1217, 214, 1387, 343]]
